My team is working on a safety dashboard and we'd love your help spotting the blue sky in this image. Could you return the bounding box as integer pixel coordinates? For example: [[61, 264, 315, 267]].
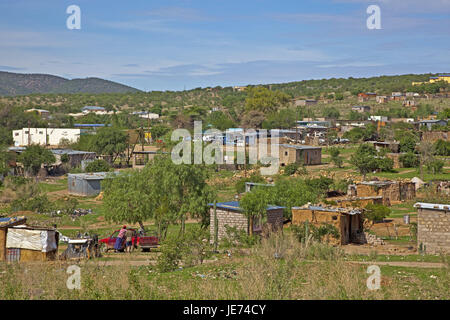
[[0, 0, 449, 91]]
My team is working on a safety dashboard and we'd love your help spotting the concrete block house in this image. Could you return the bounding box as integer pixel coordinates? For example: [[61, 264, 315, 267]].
[[414, 203, 450, 254], [209, 201, 284, 241]]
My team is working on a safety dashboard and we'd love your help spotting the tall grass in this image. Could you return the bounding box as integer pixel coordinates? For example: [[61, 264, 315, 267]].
[[1, 232, 447, 300]]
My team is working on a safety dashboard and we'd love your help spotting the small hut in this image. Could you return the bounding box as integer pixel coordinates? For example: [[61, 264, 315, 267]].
[[291, 205, 365, 245], [0, 217, 59, 262]]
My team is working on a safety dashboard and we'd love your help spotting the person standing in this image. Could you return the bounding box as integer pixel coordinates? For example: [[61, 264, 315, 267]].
[[114, 226, 127, 252], [125, 228, 135, 253]]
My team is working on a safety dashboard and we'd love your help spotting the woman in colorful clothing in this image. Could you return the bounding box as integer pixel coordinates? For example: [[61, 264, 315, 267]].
[[114, 225, 127, 252]]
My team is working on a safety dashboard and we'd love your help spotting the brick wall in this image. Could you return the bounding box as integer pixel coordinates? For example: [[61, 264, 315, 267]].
[[209, 208, 248, 241], [417, 208, 450, 254]]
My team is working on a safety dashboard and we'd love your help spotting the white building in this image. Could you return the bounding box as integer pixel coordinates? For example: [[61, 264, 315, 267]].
[[368, 116, 389, 122], [131, 111, 159, 119], [12, 128, 81, 147]]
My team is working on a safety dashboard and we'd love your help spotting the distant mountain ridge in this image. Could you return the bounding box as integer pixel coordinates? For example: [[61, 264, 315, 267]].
[[0, 71, 141, 96]]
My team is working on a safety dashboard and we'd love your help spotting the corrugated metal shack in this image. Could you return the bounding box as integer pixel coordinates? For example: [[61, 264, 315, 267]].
[[68, 172, 114, 196]]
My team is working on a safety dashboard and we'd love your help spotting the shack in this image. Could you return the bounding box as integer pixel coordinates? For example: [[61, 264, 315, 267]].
[[209, 201, 284, 241], [68, 172, 115, 196], [291, 205, 365, 245], [1, 217, 59, 262], [414, 203, 450, 254], [367, 141, 400, 153], [51, 149, 96, 168], [347, 180, 416, 205]]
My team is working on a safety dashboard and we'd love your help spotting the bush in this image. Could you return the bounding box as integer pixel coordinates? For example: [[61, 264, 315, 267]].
[[85, 159, 110, 173], [329, 147, 343, 168], [291, 222, 339, 243], [283, 163, 299, 176], [222, 225, 260, 248], [182, 227, 210, 267], [433, 139, 450, 156], [377, 157, 394, 172], [426, 159, 444, 174], [156, 236, 186, 272], [399, 152, 419, 168], [10, 194, 54, 213]]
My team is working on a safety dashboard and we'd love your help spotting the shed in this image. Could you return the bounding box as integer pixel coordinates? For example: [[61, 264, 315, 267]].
[[68, 172, 115, 196], [208, 201, 284, 241], [51, 149, 96, 168], [0, 216, 27, 261], [414, 203, 450, 254], [291, 205, 365, 245], [1, 217, 59, 262]]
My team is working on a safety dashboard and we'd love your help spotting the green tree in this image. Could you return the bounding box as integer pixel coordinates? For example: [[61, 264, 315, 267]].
[[323, 107, 340, 119], [240, 187, 272, 236], [329, 147, 343, 168], [364, 204, 391, 230], [102, 155, 214, 239], [350, 144, 379, 179], [245, 87, 290, 114], [17, 145, 56, 176], [399, 152, 419, 168], [396, 131, 418, 153], [205, 111, 236, 131], [90, 127, 128, 163]]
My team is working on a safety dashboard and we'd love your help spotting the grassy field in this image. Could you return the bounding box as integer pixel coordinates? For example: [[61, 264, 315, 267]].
[[1, 234, 448, 300]]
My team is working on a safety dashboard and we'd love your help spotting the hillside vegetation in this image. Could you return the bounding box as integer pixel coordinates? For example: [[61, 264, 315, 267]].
[[0, 71, 141, 96]]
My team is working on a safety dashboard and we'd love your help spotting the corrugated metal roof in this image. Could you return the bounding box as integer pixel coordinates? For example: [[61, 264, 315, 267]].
[[68, 172, 118, 180], [51, 149, 96, 156], [208, 201, 284, 212], [414, 202, 450, 211]]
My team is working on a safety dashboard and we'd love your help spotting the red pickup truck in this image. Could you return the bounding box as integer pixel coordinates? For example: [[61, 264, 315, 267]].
[[99, 229, 159, 252]]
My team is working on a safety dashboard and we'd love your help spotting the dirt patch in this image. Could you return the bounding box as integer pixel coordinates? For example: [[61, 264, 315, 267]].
[[342, 243, 416, 256]]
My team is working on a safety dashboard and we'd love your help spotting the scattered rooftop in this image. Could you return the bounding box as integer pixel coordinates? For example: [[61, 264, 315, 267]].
[[414, 203, 450, 211]]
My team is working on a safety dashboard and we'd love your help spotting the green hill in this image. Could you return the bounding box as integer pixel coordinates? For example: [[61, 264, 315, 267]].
[[0, 71, 141, 96]]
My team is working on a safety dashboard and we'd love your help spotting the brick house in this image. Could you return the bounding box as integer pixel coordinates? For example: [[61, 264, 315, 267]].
[[209, 201, 284, 241], [414, 203, 450, 254]]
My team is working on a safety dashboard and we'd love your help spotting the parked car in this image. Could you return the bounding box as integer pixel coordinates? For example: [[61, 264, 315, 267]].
[[99, 228, 159, 252]]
